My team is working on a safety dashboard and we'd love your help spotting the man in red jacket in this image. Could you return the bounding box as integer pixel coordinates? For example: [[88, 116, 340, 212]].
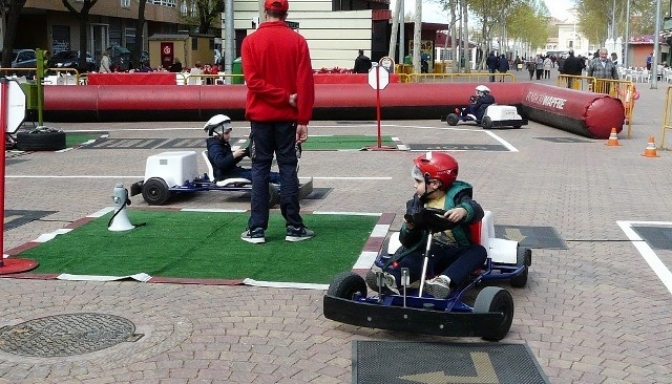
[[240, 0, 315, 244]]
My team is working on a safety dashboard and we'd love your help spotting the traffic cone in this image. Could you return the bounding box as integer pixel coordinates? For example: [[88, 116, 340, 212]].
[[642, 136, 660, 158], [605, 128, 621, 146]]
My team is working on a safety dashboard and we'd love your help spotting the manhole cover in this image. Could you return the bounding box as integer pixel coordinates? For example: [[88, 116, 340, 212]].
[[0, 313, 143, 357]]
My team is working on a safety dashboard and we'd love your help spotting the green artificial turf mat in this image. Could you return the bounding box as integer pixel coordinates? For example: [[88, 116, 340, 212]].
[[66, 132, 101, 147], [18, 210, 379, 284], [302, 135, 396, 150]]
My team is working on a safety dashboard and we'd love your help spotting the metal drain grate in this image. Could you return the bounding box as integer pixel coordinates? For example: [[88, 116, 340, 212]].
[[0, 313, 143, 357]]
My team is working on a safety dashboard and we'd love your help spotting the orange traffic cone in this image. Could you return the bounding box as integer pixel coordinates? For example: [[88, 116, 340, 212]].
[[606, 128, 621, 146], [642, 136, 660, 158]]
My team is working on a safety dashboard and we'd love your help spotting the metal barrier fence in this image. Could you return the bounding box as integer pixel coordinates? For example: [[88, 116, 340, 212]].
[[0, 67, 82, 85], [398, 72, 516, 84], [557, 74, 635, 138], [180, 73, 245, 85], [660, 86, 672, 148], [556, 74, 595, 92]]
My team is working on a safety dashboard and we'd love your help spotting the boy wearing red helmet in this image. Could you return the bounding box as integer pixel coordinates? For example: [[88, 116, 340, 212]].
[[382, 151, 487, 298]]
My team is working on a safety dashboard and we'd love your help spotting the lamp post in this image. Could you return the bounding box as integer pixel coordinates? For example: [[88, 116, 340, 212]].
[[652, 0, 662, 89], [624, 0, 630, 67]]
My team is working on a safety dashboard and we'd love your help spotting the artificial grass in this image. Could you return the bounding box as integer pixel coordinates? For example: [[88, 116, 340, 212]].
[[65, 132, 101, 147], [302, 135, 396, 150], [18, 210, 379, 284]]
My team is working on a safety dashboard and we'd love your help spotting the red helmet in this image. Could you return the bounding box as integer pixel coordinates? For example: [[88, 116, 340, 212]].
[[413, 152, 458, 190]]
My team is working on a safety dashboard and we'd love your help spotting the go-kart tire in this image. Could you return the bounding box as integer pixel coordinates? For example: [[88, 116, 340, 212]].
[[16, 129, 66, 151], [269, 185, 280, 208], [142, 177, 171, 205], [446, 113, 460, 126], [327, 272, 367, 300], [512, 124, 522, 129], [473, 286, 514, 341], [509, 247, 531, 288], [481, 116, 493, 129]]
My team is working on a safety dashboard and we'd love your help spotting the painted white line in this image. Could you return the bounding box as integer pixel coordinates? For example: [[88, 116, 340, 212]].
[[6, 175, 144, 179], [311, 177, 392, 180], [88, 207, 114, 218], [617, 220, 672, 296], [483, 130, 519, 152], [181, 208, 247, 213], [354, 251, 379, 270], [371, 224, 390, 237], [6, 175, 391, 180], [312, 211, 382, 216], [35, 228, 72, 243], [243, 278, 328, 291]]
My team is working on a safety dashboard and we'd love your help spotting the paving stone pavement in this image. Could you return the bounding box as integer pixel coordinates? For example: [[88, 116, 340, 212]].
[[2, 72, 672, 384]]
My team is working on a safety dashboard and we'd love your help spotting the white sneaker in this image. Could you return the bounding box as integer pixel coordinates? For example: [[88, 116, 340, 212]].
[[425, 275, 451, 298], [466, 114, 477, 121], [382, 272, 400, 295]]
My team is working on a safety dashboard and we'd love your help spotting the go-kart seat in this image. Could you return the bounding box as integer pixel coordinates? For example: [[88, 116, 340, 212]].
[[201, 150, 252, 187]]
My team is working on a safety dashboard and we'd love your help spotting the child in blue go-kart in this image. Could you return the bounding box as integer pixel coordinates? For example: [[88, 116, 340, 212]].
[[456, 85, 495, 124], [379, 151, 487, 298]]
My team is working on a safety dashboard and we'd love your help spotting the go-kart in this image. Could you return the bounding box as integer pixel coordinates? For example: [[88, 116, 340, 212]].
[[323, 208, 531, 341], [130, 150, 313, 206], [443, 104, 528, 129]]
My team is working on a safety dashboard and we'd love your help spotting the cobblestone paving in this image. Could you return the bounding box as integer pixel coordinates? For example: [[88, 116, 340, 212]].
[[2, 69, 672, 383]]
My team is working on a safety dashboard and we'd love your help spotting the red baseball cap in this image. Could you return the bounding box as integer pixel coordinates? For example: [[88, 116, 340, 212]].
[[265, 0, 289, 12]]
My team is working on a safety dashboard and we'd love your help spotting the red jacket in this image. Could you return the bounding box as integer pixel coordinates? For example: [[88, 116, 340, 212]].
[[241, 21, 315, 125]]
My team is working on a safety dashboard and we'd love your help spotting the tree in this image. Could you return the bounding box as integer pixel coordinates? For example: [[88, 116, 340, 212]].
[[1, 0, 27, 68], [133, 0, 149, 69], [61, 0, 99, 72], [180, 0, 224, 34]]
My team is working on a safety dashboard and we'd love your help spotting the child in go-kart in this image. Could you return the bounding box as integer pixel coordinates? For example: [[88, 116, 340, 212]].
[[457, 85, 495, 124], [204, 114, 280, 183], [381, 151, 487, 298]]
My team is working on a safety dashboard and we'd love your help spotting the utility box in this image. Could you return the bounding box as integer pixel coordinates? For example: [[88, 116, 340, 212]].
[[148, 33, 215, 70]]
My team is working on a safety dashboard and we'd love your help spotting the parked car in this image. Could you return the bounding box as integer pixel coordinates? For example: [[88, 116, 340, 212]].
[[107, 45, 131, 71], [47, 50, 96, 73], [0, 48, 37, 68]]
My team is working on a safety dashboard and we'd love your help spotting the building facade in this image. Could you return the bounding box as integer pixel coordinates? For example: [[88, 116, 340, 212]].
[[4, 0, 397, 70]]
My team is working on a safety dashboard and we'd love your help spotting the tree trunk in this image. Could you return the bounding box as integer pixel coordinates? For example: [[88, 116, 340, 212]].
[[134, 0, 148, 69], [2, 0, 27, 68]]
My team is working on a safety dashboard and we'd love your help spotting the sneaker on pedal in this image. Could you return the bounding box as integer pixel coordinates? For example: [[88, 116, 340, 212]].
[[425, 275, 451, 298], [466, 113, 477, 121], [241, 228, 265, 244], [286, 226, 315, 242], [382, 272, 400, 295]]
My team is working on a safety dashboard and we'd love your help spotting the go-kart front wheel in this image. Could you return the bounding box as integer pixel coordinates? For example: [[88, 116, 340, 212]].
[[327, 272, 367, 300], [481, 116, 493, 129], [510, 247, 532, 288], [446, 113, 460, 126], [142, 177, 171, 205], [473, 287, 514, 341]]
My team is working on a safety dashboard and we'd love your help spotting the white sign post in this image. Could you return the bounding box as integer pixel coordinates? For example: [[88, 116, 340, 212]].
[[367, 63, 393, 150]]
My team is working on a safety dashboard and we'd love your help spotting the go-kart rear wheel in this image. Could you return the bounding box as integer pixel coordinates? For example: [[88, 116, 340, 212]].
[[509, 247, 531, 288], [327, 272, 367, 300], [481, 116, 493, 129], [512, 124, 522, 129], [142, 177, 171, 205], [446, 113, 460, 126], [269, 185, 280, 208], [473, 287, 514, 341]]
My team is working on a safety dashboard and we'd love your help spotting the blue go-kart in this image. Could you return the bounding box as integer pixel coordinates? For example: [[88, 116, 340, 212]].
[[323, 208, 531, 341]]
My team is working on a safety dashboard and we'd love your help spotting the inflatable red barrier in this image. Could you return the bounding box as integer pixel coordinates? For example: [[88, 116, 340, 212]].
[[313, 73, 400, 84], [43, 82, 624, 139]]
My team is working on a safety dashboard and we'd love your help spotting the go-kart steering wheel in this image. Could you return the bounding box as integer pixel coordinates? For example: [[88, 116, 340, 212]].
[[404, 208, 458, 232]]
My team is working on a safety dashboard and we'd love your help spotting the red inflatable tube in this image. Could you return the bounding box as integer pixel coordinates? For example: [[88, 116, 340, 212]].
[[43, 82, 624, 139]]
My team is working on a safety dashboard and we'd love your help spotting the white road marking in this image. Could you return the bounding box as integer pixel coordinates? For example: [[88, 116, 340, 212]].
[[617, 220, 672, 295]]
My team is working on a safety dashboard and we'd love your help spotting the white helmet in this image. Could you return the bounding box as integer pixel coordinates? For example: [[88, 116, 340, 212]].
[[203, 114, 232, 136], [475, 85, 490, 94]]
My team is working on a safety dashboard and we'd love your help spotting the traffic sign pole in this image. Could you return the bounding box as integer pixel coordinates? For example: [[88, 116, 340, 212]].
[[376, 66, 382, 148], [365, 64, 395, 151], [0, 78, 39, 274]]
